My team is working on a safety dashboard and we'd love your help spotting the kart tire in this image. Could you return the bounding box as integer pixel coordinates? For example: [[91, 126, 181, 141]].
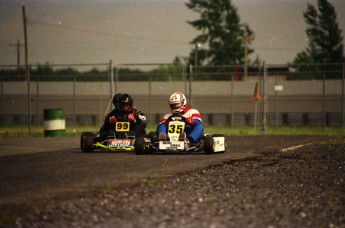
[[148, 131, 157, 143], [135, 136, 147, 155], [134, 136, 152, 155], [80, 132, 93, 151], [82, 135, 94, 153], [204, 135, 215, 154]]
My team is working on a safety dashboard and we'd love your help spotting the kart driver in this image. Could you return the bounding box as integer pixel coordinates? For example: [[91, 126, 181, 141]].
[[95, 93, 147, 141], [157, 92, 204, 144]]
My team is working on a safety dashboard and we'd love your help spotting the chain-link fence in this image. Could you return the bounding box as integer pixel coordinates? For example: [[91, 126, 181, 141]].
[[0, 62, 112, 130], [1, 62, 344, 135], [190, 63, 344, 130]]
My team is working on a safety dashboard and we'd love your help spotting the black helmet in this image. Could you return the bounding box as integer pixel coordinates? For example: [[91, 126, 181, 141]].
[[117, 93, 133, 113], [112, 93, 122, 108]]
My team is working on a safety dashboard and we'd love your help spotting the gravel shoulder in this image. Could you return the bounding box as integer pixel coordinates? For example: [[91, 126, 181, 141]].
[[16, 142, 345, 228]]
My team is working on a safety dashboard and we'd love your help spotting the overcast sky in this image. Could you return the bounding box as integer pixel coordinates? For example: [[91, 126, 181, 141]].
[[0, 0, 344, 67]]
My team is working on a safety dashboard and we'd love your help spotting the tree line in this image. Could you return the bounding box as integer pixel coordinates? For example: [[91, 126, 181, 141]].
[[183, 0, 344, 67]]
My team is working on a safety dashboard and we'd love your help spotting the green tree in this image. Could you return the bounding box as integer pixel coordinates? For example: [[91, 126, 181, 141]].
[[185, 0, 255, 66], [34, 62, 54, 75], [293, 0, 344, 64]]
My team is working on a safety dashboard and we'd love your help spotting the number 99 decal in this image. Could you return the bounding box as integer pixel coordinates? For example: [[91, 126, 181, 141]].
[[115, 122, 130, 132]]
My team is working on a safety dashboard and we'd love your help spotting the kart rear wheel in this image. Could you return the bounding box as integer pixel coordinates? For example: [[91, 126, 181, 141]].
[[80, 132, 93, 151], [204, 135, 214, 154], [82, 135, 94, 153]]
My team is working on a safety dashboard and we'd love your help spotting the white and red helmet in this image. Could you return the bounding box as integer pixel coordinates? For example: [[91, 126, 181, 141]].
[[169, 92, 187, 114]]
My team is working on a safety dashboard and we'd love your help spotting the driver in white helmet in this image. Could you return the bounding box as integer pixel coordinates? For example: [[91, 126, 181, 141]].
[[157, 92, 204, 144]]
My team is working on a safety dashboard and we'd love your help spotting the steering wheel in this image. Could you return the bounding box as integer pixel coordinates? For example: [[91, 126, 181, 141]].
[[167, 115, 187, 122]]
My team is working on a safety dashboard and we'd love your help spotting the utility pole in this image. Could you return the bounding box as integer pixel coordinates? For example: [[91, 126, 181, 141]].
[[237, 35, 255, 81], [22, 5, 32, 137], [9, 39, 24, 78]]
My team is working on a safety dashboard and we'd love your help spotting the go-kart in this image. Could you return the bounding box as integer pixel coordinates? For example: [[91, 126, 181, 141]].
[[134, 116, 226, 155], [80, 115, 139, 153]]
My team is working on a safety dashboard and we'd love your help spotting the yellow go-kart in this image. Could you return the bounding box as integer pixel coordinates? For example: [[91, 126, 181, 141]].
[[81, 116, 139, 153]]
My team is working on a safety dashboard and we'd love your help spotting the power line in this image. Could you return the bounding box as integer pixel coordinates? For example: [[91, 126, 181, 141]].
[[254, 46, 301, 51], [28, 20, 302, 52], [28, 19, 190, 46]]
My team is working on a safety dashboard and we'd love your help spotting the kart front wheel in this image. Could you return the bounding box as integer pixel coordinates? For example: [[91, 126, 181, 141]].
[[203, 135, 214, 154], [80, 132, 93, 150], [82, 135, 94, 153]]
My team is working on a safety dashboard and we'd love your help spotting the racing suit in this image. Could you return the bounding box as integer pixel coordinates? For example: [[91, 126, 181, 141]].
[[157, 105, 204, 143], [97, 106, 146, 141]]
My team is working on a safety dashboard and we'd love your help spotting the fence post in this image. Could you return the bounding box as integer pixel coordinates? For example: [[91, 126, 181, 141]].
[[110, 60, 114, 100], [343, 63, 345, 136], [262, 62, 267, 134], [27, 66, 32, 137], [73, 75, 76, 128], [149, 75, 152, 123], [189, 64, 193, 107], [35, 77, 39, 121], [0, 80, 3, 126], [275, 74, 278, 128], [183, 64, 187, 96], [230, 67, 234, 126], [322, 73, 326, 131]]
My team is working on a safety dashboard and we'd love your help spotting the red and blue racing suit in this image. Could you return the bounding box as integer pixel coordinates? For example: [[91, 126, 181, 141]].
[[157, 105, 204, 143]]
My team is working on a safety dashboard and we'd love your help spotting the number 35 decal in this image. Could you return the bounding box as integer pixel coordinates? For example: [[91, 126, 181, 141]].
[[168, 123, 184, 134]]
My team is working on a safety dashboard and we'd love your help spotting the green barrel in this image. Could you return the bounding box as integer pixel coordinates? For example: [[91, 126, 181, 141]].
[[43, 109, 65, 137]]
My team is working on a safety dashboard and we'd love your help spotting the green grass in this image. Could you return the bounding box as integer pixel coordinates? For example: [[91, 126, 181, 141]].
[[1, 124, 344, 138], [204, 125, 344, 136]]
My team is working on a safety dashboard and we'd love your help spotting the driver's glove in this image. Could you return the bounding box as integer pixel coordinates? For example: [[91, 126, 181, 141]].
[[128, 114, 136, 123], [109, 116, 117, 124], [185, 117, 194, 126]]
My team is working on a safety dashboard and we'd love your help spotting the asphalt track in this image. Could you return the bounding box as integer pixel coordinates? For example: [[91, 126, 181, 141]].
[[0, 135, 329, 218]]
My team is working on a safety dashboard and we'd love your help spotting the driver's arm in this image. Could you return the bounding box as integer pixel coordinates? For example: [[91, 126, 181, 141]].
[[160, 114, 172, 125]]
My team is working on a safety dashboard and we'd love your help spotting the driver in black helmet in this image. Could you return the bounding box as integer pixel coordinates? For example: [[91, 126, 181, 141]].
[[95, 93, 146, 141]]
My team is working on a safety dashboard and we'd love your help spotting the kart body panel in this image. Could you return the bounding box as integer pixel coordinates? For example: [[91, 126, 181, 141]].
[[81, 121, 136, 152], [135, 118, 227, 154]]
